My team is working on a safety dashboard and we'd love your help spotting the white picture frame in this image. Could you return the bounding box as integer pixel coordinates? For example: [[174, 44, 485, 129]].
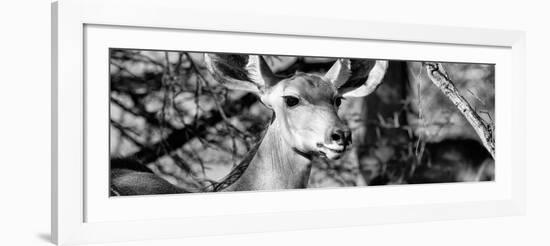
[[52, 0, 526, 245]]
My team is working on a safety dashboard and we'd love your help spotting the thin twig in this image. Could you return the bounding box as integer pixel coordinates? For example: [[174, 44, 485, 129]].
[[110, 120, 145, 148]]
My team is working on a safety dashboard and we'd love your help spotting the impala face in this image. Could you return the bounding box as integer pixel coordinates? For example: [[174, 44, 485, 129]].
[[206, 54, 387, 161], [261, 73, 352, 160]]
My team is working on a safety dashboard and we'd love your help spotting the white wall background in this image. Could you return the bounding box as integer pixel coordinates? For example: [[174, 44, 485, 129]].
[[0, 0, 548, 245]]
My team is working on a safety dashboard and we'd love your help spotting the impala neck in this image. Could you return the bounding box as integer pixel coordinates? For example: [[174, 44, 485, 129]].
[[227, 120, 313, 191]]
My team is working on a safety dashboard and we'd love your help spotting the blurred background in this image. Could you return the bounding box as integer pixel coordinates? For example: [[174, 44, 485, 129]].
[[109, 49, 495, 192]]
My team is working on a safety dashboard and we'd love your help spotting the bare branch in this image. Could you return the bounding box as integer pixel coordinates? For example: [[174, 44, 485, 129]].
[[423, 62, 495, 158], [124, 93, 258, 165]]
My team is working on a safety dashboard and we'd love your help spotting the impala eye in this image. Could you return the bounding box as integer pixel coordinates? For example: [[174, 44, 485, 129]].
[[283, 96, 300, 107], [334, 97, 343, 107]]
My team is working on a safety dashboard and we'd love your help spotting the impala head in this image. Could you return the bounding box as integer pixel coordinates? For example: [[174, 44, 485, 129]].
[[205, 54, 388, 160]]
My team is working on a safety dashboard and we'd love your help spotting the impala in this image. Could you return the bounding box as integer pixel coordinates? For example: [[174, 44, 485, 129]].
[[110, 54, 388, 195]]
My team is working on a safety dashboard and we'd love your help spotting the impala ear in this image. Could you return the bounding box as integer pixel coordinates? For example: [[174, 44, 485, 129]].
[[323, 59, 352, 88], [245, 55, 281, 89], [338, 60, 388, 98], [204, 54, 281, 95]]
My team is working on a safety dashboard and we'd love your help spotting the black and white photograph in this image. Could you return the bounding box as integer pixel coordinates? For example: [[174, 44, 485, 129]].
[[109, 49, 495, 196], [8, 0, 550, 245]]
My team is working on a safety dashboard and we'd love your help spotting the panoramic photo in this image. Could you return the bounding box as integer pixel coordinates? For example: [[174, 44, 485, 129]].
[[108, 49, 495, 196]]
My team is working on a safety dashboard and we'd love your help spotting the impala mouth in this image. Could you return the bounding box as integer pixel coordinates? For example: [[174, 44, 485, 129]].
[[317, 143, 347, 160]]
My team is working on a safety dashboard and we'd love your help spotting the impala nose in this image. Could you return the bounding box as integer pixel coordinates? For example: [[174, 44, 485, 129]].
[[329, 127, 351, 146]]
